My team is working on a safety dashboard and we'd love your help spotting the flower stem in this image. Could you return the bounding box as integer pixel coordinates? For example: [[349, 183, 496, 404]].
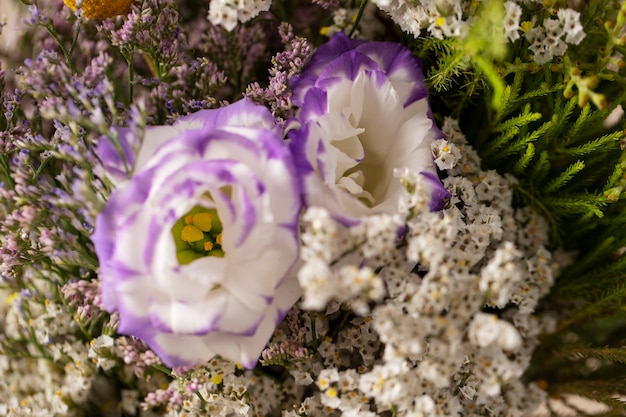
[[349, 0, 369, 38], [43, 24, 74, 73], [125, 52, 135, 104], [151, 364, 173, 376], [0, 155, 14, 189], [70, 18, 83, 56], [309, 311, 318, 347]]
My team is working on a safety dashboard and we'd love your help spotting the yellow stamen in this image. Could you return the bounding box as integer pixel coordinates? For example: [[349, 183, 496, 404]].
[[192, 213, 213, 232], [520, 21, 533, 32], [216, 233, 223, 245], [63, 0, 133, 19], [204, 241, 214, 251], [181, 225, 204, 242], [7, 292, 18, 305], [185, 214, 194, 225], [320, 26, 330, 36], [436, 16, 446, 26], [210, 374, 223, 385]]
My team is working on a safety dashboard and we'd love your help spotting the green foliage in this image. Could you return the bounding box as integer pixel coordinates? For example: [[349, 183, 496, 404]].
[[414, 0, 626, 411]]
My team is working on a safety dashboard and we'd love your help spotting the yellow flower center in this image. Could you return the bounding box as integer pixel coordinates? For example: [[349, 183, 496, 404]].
[[63, 0, 133, 19], [171, 207, 225, 265]]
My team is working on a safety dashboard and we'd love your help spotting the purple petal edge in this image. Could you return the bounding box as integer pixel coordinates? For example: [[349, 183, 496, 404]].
[[421, 171, 451, 211]]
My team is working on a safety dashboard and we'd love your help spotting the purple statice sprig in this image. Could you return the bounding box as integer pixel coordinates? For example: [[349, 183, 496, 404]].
[[99, 0, 226, 123], [202, 17, 267, 98], [61, 279, 110, 336], [245, 22, 312, 127], [141, 386, 185, 412], [312, 0, 341, 10], [0, 18, 123, 388], [260, 307, 311, 367], [115, 336, 164, 379], [97, 0, 186, 80], [98, 0, 187, 80], [23, 3, 84, 74], [16, 49, 121, 146]]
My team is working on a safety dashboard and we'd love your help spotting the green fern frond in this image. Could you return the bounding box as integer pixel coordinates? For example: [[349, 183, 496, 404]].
[[565, 103, 594, 140], [544, 97, 579, 138], [605, 164, 625, 191], [560, 283, 626, 329], [428, 50, 469, 92], [552, 381, 626, 412], [481, 127, 520, 159], [544, 195, 605, 218], [514, 84, 562, 104], [529, 150, 551, 183], [560, 132, 622, 157], [494, 68, 523, 119], [557, 237, 616, 285], [569, 347, 626, 365], [492, 104, 542, 133], [560, 253, 626, 299], [544, 161, 586, 194], [513, 143, 535, 174], [503, 119, 552, 158]]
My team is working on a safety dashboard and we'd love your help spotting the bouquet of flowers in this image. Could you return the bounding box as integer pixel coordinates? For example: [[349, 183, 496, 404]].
[[1, 0, 626, 416]]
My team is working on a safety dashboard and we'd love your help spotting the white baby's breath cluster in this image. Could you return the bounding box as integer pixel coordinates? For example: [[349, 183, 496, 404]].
[[292, 117, 567, 416], [298, 208, 392, 314], [0, 282, 93, 415], [372, 0, 469, 39], [370, 0, 586, 63], [524, 8, 586, 64], [207, 0, 272, 31], [503, 0, 523, 41]]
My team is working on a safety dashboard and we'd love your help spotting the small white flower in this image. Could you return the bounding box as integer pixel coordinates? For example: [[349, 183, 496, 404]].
[[207, 0, 271, 31], [468, 313, 522, 351], [504, 1, 522, 41], [558, 8, 586, 45], [431, 138, 462, 170]]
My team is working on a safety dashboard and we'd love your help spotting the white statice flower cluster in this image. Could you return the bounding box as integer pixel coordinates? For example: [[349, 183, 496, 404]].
[[504, 0, 523, 41], [431, 138, 462, 170], [372, 0, 469, 39], [136, 348, 299, 416], [298, 208, 389, 313], [207, 0, 272, 31], [0, 274, 101, 416], [319, 8, 358, 38], [525, 8, 586, 64], [370, 0, 585, 65], [292, 116, 567, 416]]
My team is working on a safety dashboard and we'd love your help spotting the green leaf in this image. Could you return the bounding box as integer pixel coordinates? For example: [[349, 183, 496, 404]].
[[544, 160, 586, 194], [513, 143, 535, 174], [561, 131, 622, 157]]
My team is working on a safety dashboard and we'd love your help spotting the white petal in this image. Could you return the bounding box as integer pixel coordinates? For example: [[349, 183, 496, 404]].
[[134, 125, 180, 172], [148, 288, 229, 334]]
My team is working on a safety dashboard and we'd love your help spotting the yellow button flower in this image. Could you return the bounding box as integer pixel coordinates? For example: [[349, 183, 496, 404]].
[[63, 0, 133, 19]]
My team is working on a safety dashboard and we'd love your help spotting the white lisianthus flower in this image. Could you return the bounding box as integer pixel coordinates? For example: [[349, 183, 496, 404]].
[[92, 99, 302, 368], [289, 33, 448, 224]]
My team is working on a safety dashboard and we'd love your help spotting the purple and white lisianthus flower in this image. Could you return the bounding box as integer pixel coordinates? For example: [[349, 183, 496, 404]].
[[92, 99, 302, 368], [289, 33, 449, 223]]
